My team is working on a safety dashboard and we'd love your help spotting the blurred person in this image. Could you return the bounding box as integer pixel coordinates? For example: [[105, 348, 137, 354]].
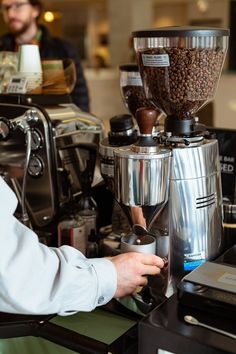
[[0, 176, 164, 315], [93, 34, 111, 69], [0, 0, 90, 112]]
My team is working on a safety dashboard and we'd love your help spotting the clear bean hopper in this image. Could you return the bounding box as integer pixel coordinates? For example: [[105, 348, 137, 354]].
[[133, 26, 228, 135]]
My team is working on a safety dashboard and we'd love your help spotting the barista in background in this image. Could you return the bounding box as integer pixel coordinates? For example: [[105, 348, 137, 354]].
[[0, 176, 164, 315], [0, 0, 90, 112]]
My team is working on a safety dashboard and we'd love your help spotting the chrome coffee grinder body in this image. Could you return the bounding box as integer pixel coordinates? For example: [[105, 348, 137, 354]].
[[99, 113, 138, 240], [107, 65, 171, 313], [114, 108, 171, 312], [133, 26, 229, 289]]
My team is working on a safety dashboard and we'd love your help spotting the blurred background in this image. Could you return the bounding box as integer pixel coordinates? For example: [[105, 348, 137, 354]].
[[0, 0, 235, 130]]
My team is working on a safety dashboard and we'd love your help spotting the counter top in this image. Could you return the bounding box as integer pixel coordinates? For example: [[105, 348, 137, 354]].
[[0, 302, 138, 354], [139, 293, 236, 354]]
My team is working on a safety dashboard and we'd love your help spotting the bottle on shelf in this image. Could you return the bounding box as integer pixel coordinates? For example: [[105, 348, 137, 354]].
[[77, 194, 98, 247], [58, 201, 86, 255]]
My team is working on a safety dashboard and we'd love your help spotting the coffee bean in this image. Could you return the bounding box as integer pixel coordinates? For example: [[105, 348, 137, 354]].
[[137, 47, 225, 120]]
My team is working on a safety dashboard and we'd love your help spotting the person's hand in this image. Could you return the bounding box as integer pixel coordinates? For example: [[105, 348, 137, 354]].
[[108, 252, 164, 298]]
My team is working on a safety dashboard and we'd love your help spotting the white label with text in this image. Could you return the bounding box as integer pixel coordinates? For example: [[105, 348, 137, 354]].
[[142, 54, 170, 67]]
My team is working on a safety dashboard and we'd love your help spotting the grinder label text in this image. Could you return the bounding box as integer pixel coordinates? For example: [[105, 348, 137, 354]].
[[142, 54, 170, 67]]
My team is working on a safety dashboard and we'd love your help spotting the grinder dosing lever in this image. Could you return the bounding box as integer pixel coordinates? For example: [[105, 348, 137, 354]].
[[134, 107, 158, 150]]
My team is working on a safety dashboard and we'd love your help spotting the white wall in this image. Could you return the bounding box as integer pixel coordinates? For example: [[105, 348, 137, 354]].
[[85, 68, 127, 131], [153, 2, 188, 27]]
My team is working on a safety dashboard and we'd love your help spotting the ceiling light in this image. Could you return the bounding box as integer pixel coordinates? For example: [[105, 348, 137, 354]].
[[44, 11, 55, 23], [196, 0, 209, 13]]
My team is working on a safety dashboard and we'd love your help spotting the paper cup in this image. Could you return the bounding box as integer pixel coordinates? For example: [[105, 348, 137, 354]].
[[18, 45, 42, 73]]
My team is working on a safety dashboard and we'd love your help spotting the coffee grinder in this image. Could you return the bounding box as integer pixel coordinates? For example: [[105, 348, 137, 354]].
[[106, 67, 170, 313], [114, 107, 171, 312], [132, 26, 229, 289]]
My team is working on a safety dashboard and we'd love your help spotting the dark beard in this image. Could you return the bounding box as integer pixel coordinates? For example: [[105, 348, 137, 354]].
[[9, 20, 32, 37]]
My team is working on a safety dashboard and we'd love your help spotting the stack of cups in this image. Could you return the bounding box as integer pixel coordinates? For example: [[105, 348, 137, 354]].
[[18, 44, 42, 92]]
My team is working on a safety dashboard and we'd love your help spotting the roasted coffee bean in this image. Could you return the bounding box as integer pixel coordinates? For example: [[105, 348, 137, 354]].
[[121, 85, 156, 117], [137, 47, 225, 120]]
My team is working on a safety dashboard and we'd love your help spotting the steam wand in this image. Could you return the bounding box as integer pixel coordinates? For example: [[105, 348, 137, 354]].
[[20, 128, 32, 226], [0, 109, 39, 226]]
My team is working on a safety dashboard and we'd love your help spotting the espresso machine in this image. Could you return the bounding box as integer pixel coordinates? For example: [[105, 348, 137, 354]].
[[0, 94, 104, 245]]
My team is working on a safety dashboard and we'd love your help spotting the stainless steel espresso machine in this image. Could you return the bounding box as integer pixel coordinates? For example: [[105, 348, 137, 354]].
[[0, 94, 104, 245], [112, 26, 229, 310]]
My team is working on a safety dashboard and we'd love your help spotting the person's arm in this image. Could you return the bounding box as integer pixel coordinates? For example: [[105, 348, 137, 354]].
[[0, 177, 116, 315], [0, 177, 164, 315]]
